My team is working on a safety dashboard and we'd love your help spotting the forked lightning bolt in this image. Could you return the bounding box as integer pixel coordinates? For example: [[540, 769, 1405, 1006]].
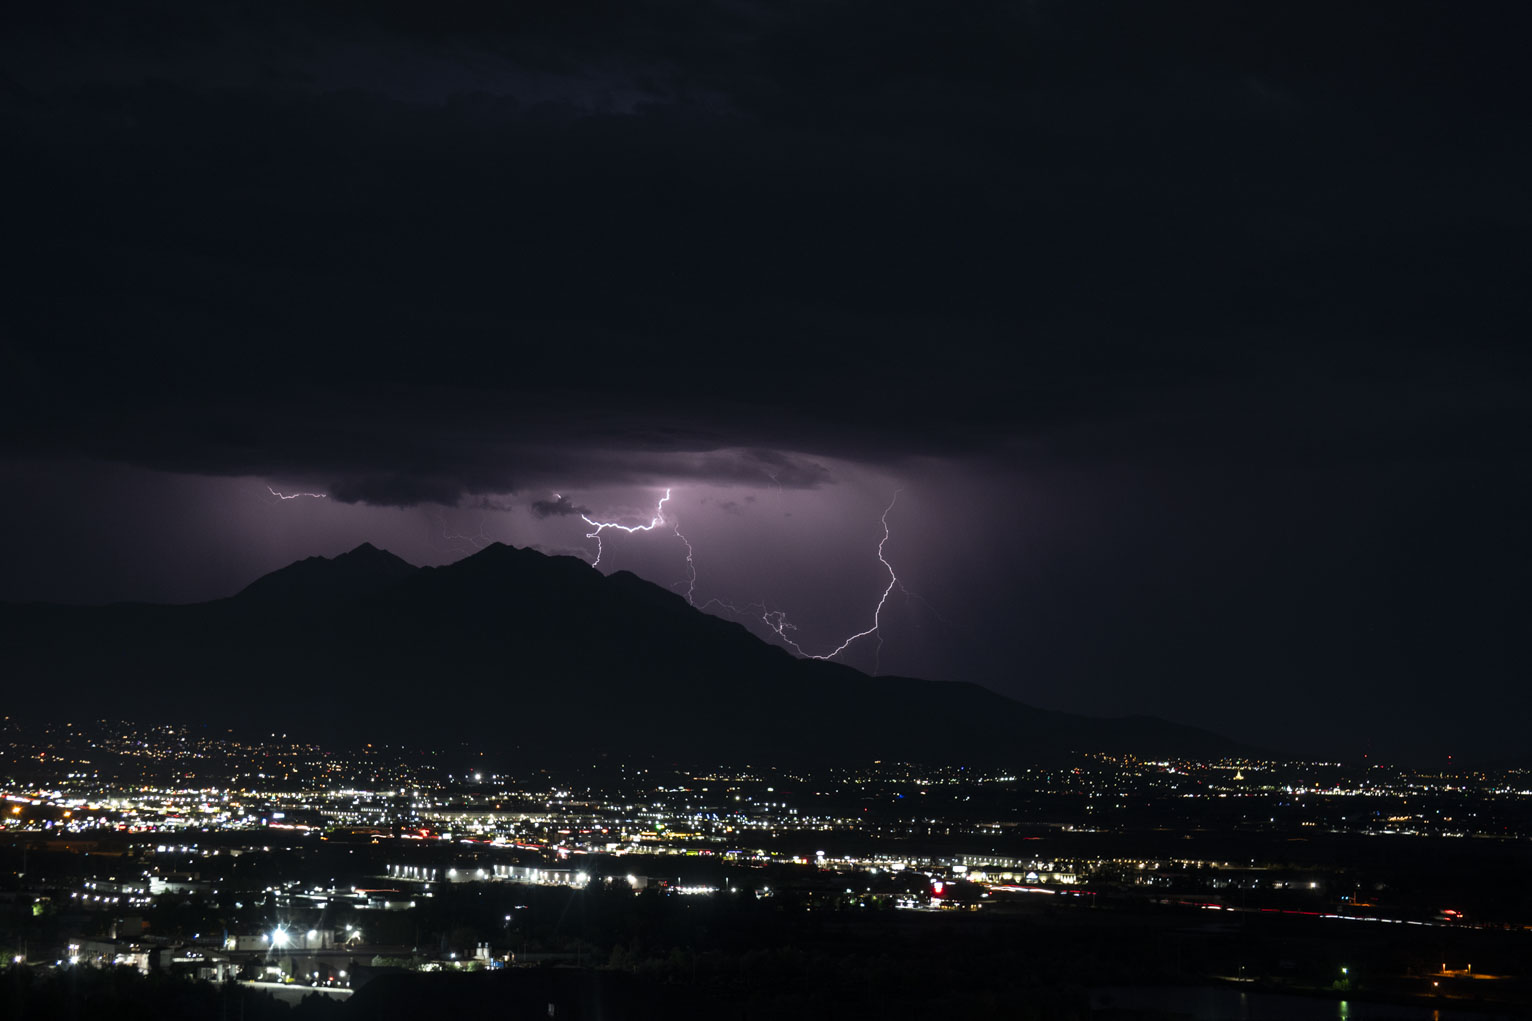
[[433, 511, 494, 555], [755, 490, 901, 661], [581, 489, 674, 567], [673, 522, 698, 605], [580, 486, 904, 665], [267, 485, 327, 500]]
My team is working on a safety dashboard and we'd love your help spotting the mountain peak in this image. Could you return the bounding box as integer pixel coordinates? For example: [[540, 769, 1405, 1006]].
[[335, 541, 403, 563], [234, 543, 417, 604], [445, 541, 599, 575]]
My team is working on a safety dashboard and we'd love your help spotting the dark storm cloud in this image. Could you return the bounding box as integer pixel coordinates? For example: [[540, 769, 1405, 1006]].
[[3, 0, 1530, 761], [465, 496, 516, 512], [699, 494, 757, 516], [328, 474, 470, 507], [2, 0, 1528, 502], [530, 495, 591, 519]]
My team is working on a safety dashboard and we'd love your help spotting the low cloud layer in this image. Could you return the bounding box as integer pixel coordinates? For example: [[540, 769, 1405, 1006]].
[[530, 495, 591, 519]]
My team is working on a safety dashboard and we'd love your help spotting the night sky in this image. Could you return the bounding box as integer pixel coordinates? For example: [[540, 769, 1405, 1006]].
[[3, 2, 1529, 762]]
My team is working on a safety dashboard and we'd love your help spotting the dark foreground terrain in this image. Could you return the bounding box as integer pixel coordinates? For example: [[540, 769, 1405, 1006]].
[[6, 893, 1529, 1021]]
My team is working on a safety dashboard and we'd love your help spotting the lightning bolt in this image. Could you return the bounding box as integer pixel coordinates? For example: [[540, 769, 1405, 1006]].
[[267, 485, 327, 500], [579, 486, 905, 667], [574, 488, 697, 604], [571, 486, 909, 669], [672, 518, 698, 605], [580, 488, 674, 567], [754, 490, 902, 662], [432, 511, 495, 555]]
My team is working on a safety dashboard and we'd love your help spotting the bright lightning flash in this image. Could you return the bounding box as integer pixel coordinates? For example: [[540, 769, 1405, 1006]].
[[754, 490, 901, 661], [580, 489, 674, 567], [267, 485, 327, 500], [578, 485, 904, 666]]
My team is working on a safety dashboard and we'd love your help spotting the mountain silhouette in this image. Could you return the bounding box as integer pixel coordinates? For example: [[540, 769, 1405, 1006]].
[[235, 541, 417, 605], [0, 543, 1249, 764]]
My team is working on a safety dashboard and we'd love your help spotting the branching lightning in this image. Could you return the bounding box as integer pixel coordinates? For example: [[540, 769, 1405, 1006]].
[[578, 487, 700, 604], [672, 519, 698, 605], [580, 489, 674, 568], [754, 490, 902, 662], [432, 511, 495, 555], [267, 485, 327, 500], [576, 485, 905, 667], [265, 472, 916, 669]]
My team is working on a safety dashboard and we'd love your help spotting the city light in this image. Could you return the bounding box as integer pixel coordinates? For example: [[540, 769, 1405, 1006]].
[[3, 718, 1527, 999]]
